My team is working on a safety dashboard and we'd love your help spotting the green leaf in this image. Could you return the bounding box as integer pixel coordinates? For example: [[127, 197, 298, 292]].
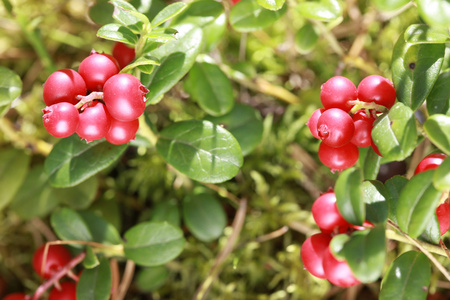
[[78, 210, 123, 245], [151, 2, 187, 28], [328, 234, 350, 260], [295, 22, 319, 54], [427, 71, 450, 116], [124, 222, 185, 266], [371, 0, 409, 11], [143, 24, 203, 104], [156, 120, 243, 183], [112, 4, 146, 33], [185, 62, 234, 117], [145, 27, 178, 43], [50, 208, 93, 247], [201, 13, 226, 52], [396, 170, 442, 238], [110, 0, 137, 11], [0, 149, 30, 211], [392, 33, 445, 111], [335, 168, 364, 226], [77, 258, 111, 300], [385, 176, 408, 224], [433, 156, 450, 191], [122, 54, 160, 74], [170, 0, 223, 27], [205, 103, 263, 156], [341, 226, 386, 283], [183, 193, 226, 242], [419, 213, 440, 244], [0, 66, 22, 115], [257, 0, 285, 11], [404, 24, 449, 44], [52, 176, 99, 210], [230, 0, 287, 32], [424, 114, 450, 155], [2, 0, 13, 15], [379, 251, 431, 300], [83, 246, 100, 269], [416, 0, 450, 29], [97, 23, 138, 45], [363, 147, 382, 180], [298, 0, 343, 21], [44, 135, 128, 188], [361, 181, 388, 224], [136, 266, 170, 292], [150, 199, 181, 227], [88, 0, 114, 25], [371, 102, 417, 160]]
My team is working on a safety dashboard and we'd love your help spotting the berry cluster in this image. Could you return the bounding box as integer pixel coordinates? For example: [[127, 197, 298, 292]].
[[307, 75, 396, 172], [42, 48, 147, 145], [301, 189, 373, 287]]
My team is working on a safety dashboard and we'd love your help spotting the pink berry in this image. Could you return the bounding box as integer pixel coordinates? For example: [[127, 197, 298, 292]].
[[350, 110, 376, 147], [43, 69, 86, 106], [300, 232, 332, 279], [318, 141, 359, 172], [357, 75, 396, 109], [48, 281, 77, 300], [3, 293, 30, 300], [43, 102, 79, 138], [78, 50, 120, 91], [414, 153, 447, 175], [312, 190, 350, 232], [317, 108, 355, 148], [76, 101, 111, 142], [112, 42, 136, 69], [320, 76, 357, 112], [307, 108, 325, 139], [106, 118, 139, 145], [323, 247, 360, 287]]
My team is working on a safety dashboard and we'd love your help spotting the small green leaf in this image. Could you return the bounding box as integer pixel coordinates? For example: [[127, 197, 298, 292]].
[[335, 168, 364, 226], [298, 0, 343, 21], [433, 156, 450, 191], [185, 62, 234, 117], [145, 28, 178, 43], [97, 23, 138, 45], [78, 210, 122, 245], [363, 147, 382, 180], [230, 0, 287, 32], [396, 170, 442, 238], [361, 181, 388, 224], [424, 114, 450, 155], [124, 222, 185, 266], [385, 176, 409, 224], [0, 66, 22, 115], [257, 0, 285, 11], [110, 0, 136, 11], [151, 2, 187, 28], [112, 5, 145, 33], [404, 24, 449, 44], [136, 266, 170, 292], [0, 149, 30, 211], [77, 258, 111, 300], [416, 0, 450, 29], [427, 71, 450, 116], [170, 0, 223, 27], [295, 22, 319, 54], [88, 0, 115, 25], [156, 120, 243, 183], [50, 208, 93, 247], [328, 234, 350, 260], [379, 251, 431, 300], [150, 199, 180, 227], [371, 102, 417, 160], [121, 55, 160, 74], [371, 0, 409, 11], [419, 213, 440, 244], [52, 176, 99, 210], [44, 135, 128, 188], [83, 246, 100, 269], [183, 193, 226, 242]]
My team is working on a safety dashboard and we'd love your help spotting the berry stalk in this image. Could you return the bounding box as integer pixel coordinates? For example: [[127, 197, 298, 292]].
[[74, 92, 104, 109]]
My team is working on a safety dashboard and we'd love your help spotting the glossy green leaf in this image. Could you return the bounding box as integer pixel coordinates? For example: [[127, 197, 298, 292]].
[[112, 4, 145, 33], [361, 181, 388, 224], [419, 213, 440, 244], [44, 135, 128, 188], [205, 103, 263, 156], [392, 33, 445, 111], [170, 0, 223, 27], [151, 2, 187, 28], [371, 102, 417, 160], [136, 266, 170, 292], [230, 0, 287, 32], [427, 71, 450, 116], [0, 66, 22, 115], [156, 120, 243, 183], [121, 54, 160, 74], [77, 258, 111, 300], [143, 24, 203, 104], [52, 176, 99, 210], [298, 0, 343, 21], [385, 176, 408, 224], [78, 210, 122, 245], [50, 208, 93, 247], [416, 0, 450, 29], [379, 251, 431, 300], [433, 156, 450, 191], [328, 234, 350, 260], [97, 23, 138, 45], [90, 198, 122, 232], [257, 0, 285, 11], [183, 193, 226, 242], [0, 149, 30, 211], [295, 22, 319, 54], [145, 28, 178, 43], [110, 0, 136, 11], [372, 0, 409, 11], [83, 246, 100, 269], [341, 226, 386, 283], [363, 147, 382, 180], [396, 170, 442, 238], [424, 114, 450, 155], [124, 221, 185, 266], [185, 62, 234, 117], [150, 199, 181, 227], [89, 0, 115, 25], [405, 24, 449, 44], [335, 168, 364, 226], [201, 13, 226, 52]]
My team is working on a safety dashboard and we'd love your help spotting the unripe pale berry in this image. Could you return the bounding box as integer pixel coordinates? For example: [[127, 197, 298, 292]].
[[106, 118, 139, 145], [320, 76, 357, 112], [32, 244, 72, 279], [78, 50, 120, 91], [76, 101, 111, 142], [300, 232, 332, 279], [43, 69, 86, 106], [317, 108, 355, 148], [43, 102, 79, 138]]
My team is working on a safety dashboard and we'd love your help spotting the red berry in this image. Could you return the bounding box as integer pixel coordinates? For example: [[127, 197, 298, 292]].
[[350, 110, 376, 147], [318, 141, 359, 172], [48, 281, 77, 300], [112, 42, 136, 69], [414, 153, 447, 175], [323, 247, 360, 287], [78, 50, 120, 91], [103, 73, 148, 122], [76, 101, 111, 142], [43, 102, 79, 138], [43, 69, 86, 106], [317, 108, 355, 148], [371, 139, 382, 157], [357, 75, 396, 109], [32, 244, 72, 279], [436, 201, 450, 236], [3, 293, 30, 300], [312, 190, 350, 232], [320, 76, 357, 112], [106, 118, 139, 145], [307, 108, 325, 139], [300, 233, 332, 279]]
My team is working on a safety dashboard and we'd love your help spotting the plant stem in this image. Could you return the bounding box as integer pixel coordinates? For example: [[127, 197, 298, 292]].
[[116, 260, 135, 300], [74, 92, 104, 109], [348, 100, 387, 114]]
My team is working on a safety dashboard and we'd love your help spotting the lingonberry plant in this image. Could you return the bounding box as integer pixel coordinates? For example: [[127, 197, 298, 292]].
[[0, 0, 449, 299]]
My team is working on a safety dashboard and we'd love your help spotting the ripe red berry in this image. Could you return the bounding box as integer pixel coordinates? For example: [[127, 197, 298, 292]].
[[112, 42, 136, 69], [323, 247, 360, 287], [300, 233, 332, 279], [312, 190, 350, 232], [43, 69, 86, 106], [48, 281, 77, 300], [317, 108, 355, 148], [43, 102, 79, 138], [76, 101, 111, 142], [32, 244, 72, 279], [106, 118, 139, 145], [350, 110, 376, 147], [318, 141, 359, 172], [320, 76, 357, 112], [436, 201, 450, 236], [357, 75, 396, 109], [3, 293, 30, 300], [307, 108, 325, 139], [78, 50, 120, 91], [103, 73, 148, 122], [414, 153, 447, 175]]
